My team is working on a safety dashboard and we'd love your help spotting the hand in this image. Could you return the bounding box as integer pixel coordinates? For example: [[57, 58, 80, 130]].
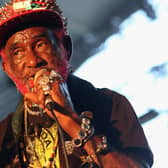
[[25, 69, 68, 108], [24, 69, 80, 130], [24, 69, 103, 166]]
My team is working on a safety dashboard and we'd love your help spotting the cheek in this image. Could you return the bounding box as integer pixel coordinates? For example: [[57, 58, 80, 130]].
[[2, 59, 29, 94], [51, 57, 69, 80], [3, 65, 29, 94], [59, 59, 69, 80], [7, 63, 25, 79], [2, 54, 24, 77]]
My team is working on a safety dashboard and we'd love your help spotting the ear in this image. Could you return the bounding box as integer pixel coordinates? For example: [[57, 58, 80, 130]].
[[2, 61, 7, 72], [61, 35, 72, 60], [1, 61, 11, 77], [1, 49, 8, 72]]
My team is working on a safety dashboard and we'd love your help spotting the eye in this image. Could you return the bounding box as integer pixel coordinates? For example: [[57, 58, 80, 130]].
[[14, 48, 23, 56], [12, 48, 24, 64], [36, 40, 48, 50], [37, 41, 45, 48]]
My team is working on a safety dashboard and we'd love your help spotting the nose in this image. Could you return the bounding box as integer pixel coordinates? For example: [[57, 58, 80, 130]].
[[26, 48, 37, 67]]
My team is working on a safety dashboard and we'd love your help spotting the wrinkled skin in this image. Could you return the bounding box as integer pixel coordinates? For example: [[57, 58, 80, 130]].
[[2, 26, 102, 166], [2, 27, 69, 95], [1, 27, 146, 168], [2, 26, 81, 138], [2, 27, 75, 112]]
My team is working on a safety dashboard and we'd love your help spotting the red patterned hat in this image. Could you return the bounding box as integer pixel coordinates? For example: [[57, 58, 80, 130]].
[[0, 0, 67, 48]]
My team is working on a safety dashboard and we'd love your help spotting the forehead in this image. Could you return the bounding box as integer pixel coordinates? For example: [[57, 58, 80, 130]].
[[5, 27, 53, 47]]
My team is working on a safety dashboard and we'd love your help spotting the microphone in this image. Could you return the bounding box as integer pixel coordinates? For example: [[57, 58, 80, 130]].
[[45, 95, 54, 111], [34, 69, 73, 116], [45, 94, 71, 116]]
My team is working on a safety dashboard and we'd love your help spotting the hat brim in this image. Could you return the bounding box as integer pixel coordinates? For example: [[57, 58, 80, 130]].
[[0, 9, 64, 48]]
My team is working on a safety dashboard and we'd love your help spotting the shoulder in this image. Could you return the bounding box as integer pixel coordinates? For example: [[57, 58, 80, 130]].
[[0, 113, 13, 151], [67, 74, 136, 120], [0, 113, 13, 130], [67, 74, 121, 96], [67, 74, 133, 108]]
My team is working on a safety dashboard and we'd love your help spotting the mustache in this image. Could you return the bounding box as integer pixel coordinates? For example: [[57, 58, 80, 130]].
[[35, 60, 48, 68]]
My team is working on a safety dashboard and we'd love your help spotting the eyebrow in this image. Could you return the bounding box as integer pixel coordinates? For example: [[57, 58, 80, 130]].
[[32, 33, 48, 39], [9, 33, 48, 50], [9, 43, 20, 50]]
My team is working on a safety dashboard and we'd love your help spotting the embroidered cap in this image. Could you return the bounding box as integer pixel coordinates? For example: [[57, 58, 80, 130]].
[[0, 0, 67, 48]]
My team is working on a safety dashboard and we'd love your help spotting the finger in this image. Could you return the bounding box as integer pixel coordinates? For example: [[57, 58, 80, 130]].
[[49, 82, 66, 106], [24, 92, 39, 104], [24, 89, 45, 108]]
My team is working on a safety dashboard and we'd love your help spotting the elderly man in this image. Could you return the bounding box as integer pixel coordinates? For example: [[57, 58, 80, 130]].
[[0, 0, 153, 167]]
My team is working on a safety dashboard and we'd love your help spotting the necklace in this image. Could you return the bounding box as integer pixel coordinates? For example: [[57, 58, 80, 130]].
[[24, 101, 45, 116], [24, 101, 61, 168]]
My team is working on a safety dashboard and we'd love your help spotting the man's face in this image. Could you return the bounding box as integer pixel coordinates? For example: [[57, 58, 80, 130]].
[[3, 27, 69, 94]]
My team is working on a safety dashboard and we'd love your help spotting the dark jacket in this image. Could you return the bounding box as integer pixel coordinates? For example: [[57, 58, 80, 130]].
[[0, 74, 153, 167]]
